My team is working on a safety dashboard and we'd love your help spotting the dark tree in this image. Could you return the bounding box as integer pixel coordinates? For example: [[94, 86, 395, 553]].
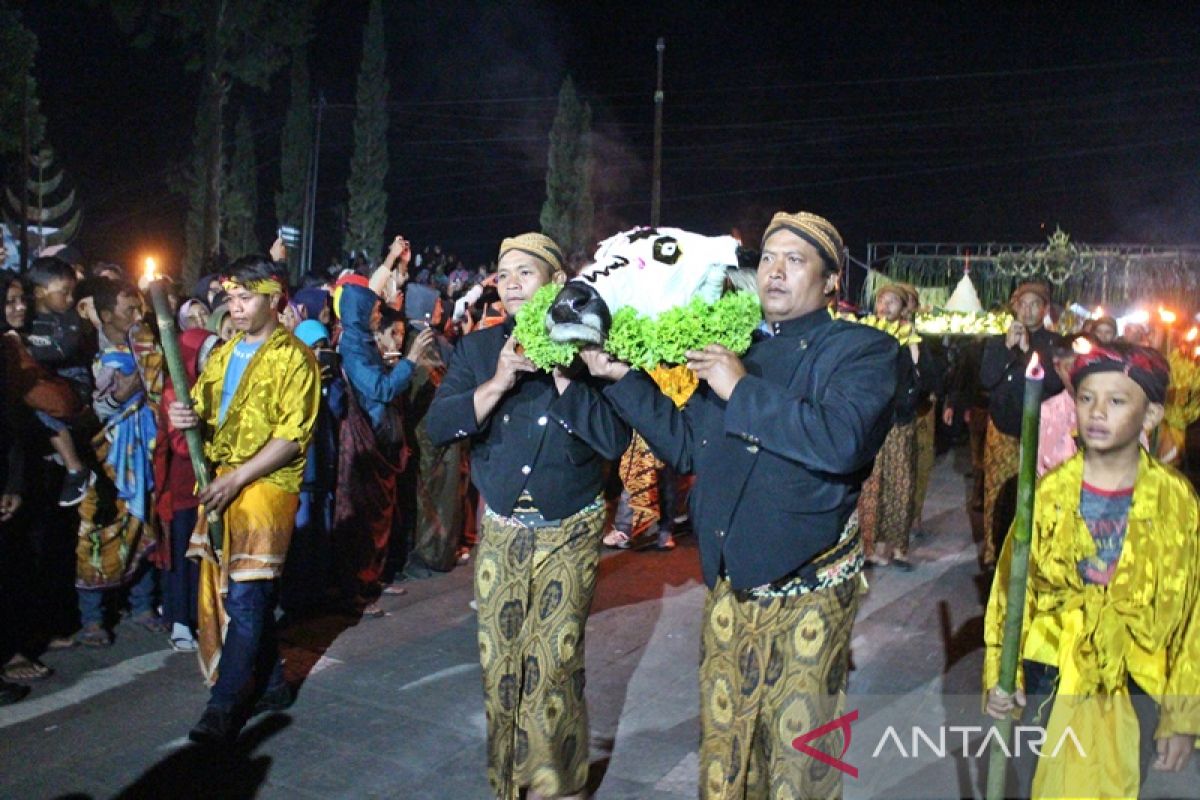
[[109, 0, 311, 281], [0, 3, 43, 155], [540, 76, 594, 257], [276, 46, 312, 281], [342, 0, 390, 262], [223, 108, 259, 259]]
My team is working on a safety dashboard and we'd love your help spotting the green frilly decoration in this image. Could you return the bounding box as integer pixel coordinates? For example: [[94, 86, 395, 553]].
[[512, 284, 763, 371]]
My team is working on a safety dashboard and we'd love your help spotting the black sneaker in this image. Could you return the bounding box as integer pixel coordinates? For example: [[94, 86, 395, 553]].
[[252, 684, 295, 716], [188, 706, 240, 744], [58, 469, 92, 508]]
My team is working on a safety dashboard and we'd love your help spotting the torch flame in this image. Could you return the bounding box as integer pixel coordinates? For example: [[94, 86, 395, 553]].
[[1194, 345, 1200, 359], [1093, 305, 1104, 319], [144, 257, 158, 282], [1072, 337, 1093, 355], [1159, 306, 1177, 325], [1026, 351, 1044, 380], [1187, 327, 1199, 343]]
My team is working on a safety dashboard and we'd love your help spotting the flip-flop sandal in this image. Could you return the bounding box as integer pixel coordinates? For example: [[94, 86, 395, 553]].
[[77, 626, 112, 648], [3, 656, 52, 681], [602, 530, 632, 549], [132, 613, 170, 634], [381, 585, 408, 596], [46, 636, 78, 650], [361, 603, 387, 618], [170, 636, 198, 653]]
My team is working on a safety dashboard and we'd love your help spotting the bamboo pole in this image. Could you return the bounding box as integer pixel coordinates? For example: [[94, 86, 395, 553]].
[[145, 259, 223, 559], [985, 351, 1043, 800]]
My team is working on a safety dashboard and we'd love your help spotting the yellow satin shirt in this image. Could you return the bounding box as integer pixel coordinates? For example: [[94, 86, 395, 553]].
[[984, 449, 1200, 739], [190, 326, 320, 494]]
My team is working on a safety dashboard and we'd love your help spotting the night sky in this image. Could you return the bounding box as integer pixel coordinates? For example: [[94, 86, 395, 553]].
[[17, 1, 1200, 273]]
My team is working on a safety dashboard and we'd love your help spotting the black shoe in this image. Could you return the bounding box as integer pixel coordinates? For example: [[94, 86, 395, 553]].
[[252, 684, 294, 716], [58, 469, 92, 507], [188, 706, 240, 744], [0, 679, 30, 706]]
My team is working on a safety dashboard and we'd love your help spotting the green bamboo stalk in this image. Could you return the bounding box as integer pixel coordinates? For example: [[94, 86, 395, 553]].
[[985, 352, 1043, 800], [146, 270, 223, 559]]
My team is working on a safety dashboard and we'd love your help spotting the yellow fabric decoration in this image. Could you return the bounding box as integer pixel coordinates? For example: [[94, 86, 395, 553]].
[[983, 450, 1200, 796], [829, 309, 922, 346], [648, 363, 699, 408], [189, 326, 321, 494]]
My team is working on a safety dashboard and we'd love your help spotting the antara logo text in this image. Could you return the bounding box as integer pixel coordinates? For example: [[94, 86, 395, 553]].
[[791, 710, 1087, 778]]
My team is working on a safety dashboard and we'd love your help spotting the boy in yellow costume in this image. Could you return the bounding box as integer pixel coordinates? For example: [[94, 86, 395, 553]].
[[169, 255, 319, 744], [984, 342, 1199, 797]]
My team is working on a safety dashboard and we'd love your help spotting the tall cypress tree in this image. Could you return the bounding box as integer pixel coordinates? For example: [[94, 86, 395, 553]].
[[108, 0, 312, 282], [540, 76, 594, 257], [0, 4, 44, 155], [276, 45, 311, 279], [342, 0, 389, 262], [223, 108, 259, 258]]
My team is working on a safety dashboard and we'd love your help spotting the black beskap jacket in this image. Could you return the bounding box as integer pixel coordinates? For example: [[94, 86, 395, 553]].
[[603, 307, 899, 590], [427, 319, 631, 519]]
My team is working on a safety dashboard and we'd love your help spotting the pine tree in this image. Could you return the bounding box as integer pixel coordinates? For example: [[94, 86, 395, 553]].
[[109, 0, 312, 281], [342, 0, 389, 262], [276, 46, 312, 281], [0, 4, 44, 155], [540, 76, 594, 257], [223, 108, 259, 259]]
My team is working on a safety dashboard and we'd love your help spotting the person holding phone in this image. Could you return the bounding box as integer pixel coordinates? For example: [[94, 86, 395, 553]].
[[331, 282, 434, 613]]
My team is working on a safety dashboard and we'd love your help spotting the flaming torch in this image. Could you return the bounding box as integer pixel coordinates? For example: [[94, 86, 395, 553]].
[[144, 258, 223, 558], [1159, 306, 1178, 357], [985, 352, 1044, 800]]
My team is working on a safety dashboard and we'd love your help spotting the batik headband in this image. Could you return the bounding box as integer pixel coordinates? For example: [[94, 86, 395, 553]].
[[763, 211, 846, 271], [221, 276, 284, 296], [498, 233, 565, 275], [1070, 342, 1170, 404]]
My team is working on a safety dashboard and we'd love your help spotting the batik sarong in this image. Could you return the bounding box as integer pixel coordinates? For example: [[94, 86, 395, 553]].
[[857, 420, 916, 556], [911, 405, 936, 528], [188, 472, 298, 684], [981, 418, 1020, 567], [75, 398, 158, 589], [618, 432, 662, 538], [474, 498, 605, 799], [699, 576, 861, 800]]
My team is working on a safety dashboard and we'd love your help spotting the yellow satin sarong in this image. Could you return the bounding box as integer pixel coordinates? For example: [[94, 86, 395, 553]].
[[187, 473, 298, 685]]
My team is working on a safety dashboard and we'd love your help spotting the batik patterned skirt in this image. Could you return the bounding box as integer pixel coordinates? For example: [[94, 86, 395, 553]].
[[981, 418, 1020, 567], [474, 497, 605, 799], [911, 405, 936, 528], [857, 420, 916, 556], [699, 575, 861, 800]]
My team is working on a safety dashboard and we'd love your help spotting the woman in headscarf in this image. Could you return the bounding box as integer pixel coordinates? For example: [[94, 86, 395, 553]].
[[178, 299, 209, 331], [331, 283, 434, 613]]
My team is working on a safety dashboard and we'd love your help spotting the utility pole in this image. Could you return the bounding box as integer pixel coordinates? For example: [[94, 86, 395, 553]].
[[301, 93, 326, 277], [651, 37, 664, 227]]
